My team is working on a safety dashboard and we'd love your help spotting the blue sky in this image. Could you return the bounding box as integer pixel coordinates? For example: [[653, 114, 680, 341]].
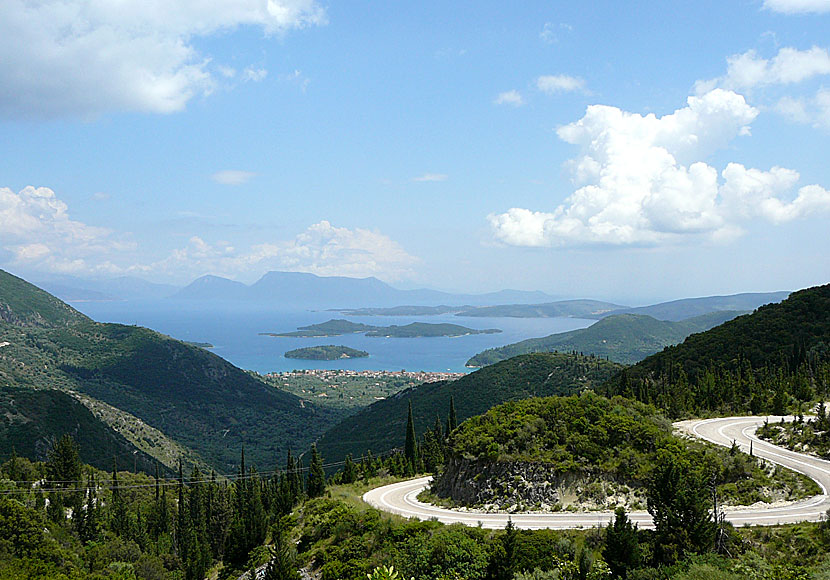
[[1, 0, 829, 302]]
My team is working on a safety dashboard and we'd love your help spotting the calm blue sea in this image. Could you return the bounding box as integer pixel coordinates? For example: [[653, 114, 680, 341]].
[[73, 300, 594, 374]]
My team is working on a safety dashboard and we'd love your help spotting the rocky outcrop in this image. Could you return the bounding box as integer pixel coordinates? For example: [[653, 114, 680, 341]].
[[432, 457, 572, 510]]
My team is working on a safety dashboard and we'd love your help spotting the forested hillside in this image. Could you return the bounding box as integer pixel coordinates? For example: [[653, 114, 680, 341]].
[[0, 270, 337, 474], [467, 311, 743, 366], [316, 352, 622, 462], [601, 284, 830, 416]]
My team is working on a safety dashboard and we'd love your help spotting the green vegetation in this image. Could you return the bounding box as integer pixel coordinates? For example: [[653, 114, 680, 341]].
[[601, 284, 830, 416], [0, 269, 338, 474], [0, 270, 90, 327], [435, 392, 816, 510], [284, 345, 369, 360], [757, 404, 830, 459], [0, 387, 160, 474], [316, 353, 623, 462], [183, 341, 214, 348], [265, 318, 501, 338], [265, 319, 376, 337], [467, 311, 744, 367]]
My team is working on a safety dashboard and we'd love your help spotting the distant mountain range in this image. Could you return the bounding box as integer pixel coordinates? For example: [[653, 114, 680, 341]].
[[172, 271, 561, 307]]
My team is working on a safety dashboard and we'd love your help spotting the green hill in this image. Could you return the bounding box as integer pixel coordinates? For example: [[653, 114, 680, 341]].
[[0, 270, 338, 474], [601, 284, 830, 416], [456, 299, 624, 318], [284, 345, 369, 360], [0, 387, 160, 474], [467, 311, 744, 367], [0, 270, 90, 327], [364, 322, 500, 337], [315, 352, 623, 462], [432, 391, 816, 509]]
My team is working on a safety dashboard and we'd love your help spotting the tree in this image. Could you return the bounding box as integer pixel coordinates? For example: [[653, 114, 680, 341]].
[[488, 519, 517, 580], [341, 454, 357, 484], [448, 396, 458, 434], [263, 530, 300, 580], [45, 434, 82, 523], [306, 444, 326, 498], [404, 401, 418, 474], [647, 450, 715, 565], [604, 507, 640, 578]]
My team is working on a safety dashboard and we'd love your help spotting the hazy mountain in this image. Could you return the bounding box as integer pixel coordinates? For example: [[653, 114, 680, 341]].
[[173, 270, 559, 307], [29, 272, 180, 301], [594, 291, 790, 321]]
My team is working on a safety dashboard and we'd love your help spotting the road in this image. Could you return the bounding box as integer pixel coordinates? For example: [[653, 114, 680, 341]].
[[362, 416, 830, 529]]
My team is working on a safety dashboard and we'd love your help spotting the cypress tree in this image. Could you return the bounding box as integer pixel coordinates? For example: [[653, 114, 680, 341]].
[[448, 396, 458, 433], [604, 507, 640, 578], [306, 444, 326, 498], [342, 454, 357, 484], [111, 459, 130, 538], [404, 401, 417, 473]]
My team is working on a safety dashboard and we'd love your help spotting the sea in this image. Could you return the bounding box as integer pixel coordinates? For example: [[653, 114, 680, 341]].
[[72, 300, 594, 374]]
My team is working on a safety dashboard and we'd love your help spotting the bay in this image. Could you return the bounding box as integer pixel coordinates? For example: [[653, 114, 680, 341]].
[[73, 300, 594, 373]]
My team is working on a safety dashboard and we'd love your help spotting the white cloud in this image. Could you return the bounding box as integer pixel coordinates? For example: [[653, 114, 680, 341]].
[[211, 170, 256, 186], [150, 221, 418, 281], [0, 186, 131, 273], [489, 89, 830, 247], [764, 0, 830, 13], [494, 90, 525, 107], [777, 88, 830, 129], [413, 174, 448, 182], [242, 67, 268, 82], [697, 47, 830, 93], [536, 75, 586, 94], [0, 0, 325, 118]]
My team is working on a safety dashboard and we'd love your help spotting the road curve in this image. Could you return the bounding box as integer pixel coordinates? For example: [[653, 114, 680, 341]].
[[362, 416, 830, 529]]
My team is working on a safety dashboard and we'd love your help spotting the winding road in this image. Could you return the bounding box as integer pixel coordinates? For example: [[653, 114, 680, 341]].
[[362, 416, 830, 529]]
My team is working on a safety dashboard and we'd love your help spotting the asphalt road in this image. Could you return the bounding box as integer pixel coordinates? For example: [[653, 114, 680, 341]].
[[362, 415, 830, 529]]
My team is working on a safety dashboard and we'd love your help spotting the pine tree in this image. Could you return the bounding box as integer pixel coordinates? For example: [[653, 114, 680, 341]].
[[306, 444, 326, 498]]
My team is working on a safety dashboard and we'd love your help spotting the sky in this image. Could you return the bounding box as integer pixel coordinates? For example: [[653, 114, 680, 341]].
[[1, 0, 830, 303]]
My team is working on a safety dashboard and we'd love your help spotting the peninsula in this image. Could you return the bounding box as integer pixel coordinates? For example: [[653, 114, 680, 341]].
[[261, 318, 501, 338]]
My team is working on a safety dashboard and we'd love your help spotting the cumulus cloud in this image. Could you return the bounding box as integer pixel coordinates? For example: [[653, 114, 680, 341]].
[[697, 46, 830, 93], [777, 88, 830, 128], [0, 186, 131, 272], [763, 0, 830, 13], [494, 90, 525, 107], [536, 75, 586, 94], [211, 170, 256, 186], [488, 89, 830, 247], [0, 0, 325, 118], [150, 221, 418, 281], [413, 174, 448, 182]]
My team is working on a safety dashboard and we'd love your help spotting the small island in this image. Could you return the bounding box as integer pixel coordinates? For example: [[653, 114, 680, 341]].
[[284, 345, 370, 360], [262, 318, 501, 338]]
